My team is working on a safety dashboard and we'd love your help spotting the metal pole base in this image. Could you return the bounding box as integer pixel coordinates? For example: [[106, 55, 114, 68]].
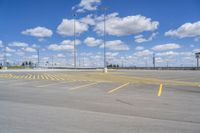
[[2, 67, 7, 70], [103, 67, 108, 73]]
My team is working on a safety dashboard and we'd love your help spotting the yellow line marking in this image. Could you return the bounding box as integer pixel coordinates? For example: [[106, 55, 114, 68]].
[[44, 75, 49, 80], [47, 74, 54, 80], [157, 84, 163, 97], [37, 80, 76, 88], [50, 74, 60, 80], [108, 82, 130, 94], [24, 75, 29, 79], [70, 82, 99, 91], [28, 75, 32, 79], [41, 75, 45, 80]]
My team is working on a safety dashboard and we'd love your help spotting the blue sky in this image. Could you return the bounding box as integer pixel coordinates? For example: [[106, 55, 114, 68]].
[[0, 0, 200, 67]]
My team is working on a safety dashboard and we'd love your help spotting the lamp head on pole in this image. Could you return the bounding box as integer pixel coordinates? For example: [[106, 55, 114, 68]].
[[195, 52, 200, 58]]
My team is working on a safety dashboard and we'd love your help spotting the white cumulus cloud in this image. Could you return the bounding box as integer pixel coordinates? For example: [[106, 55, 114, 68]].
[[84, 37, 103, 47], [135, 46, 144, 51], [73, 0, 101, 13], [94, 13, 159, 36], [56, 54, 65, 58], [9, 41, 28, 47], [100, 40, 129, 51], [22, 26, 53, 38], [165, 21, 200, 38], [57, 19, 88, 36], [152, 43, 181, 51], [48, 44, 74, 51], [48, 40, 81, 51], [156, 51, 179, 57], [22, 47, 36, 52], [134, 49, 153, 57], [0, 40, 3, 47], [134, 32, 158, 43], [5, 47, 16, 53]]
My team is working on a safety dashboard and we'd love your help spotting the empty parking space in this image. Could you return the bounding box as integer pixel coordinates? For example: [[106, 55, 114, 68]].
[[0, 70, 200, 133]]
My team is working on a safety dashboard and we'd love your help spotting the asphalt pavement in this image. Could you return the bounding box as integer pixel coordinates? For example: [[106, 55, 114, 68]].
[[0, 70, 200, 133]]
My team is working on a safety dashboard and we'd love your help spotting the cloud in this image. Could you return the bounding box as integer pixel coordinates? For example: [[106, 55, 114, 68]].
[[84, 37, 102, 47], [15, 50, 25, 56], [56, 54, 65, 58], [73, 0, 101, 13], [48, 44, 74, 51], [135, 46, 144, 51], [106, 52, 119, 57], [165, 21, 200, 38], [152, 43, 181, 51], [100, 40, 129, 51], [5, 53, 12, 57], [5, 47, 16, 53], [193, 48, 200, 53], [22, 26, 53, 38], [9, 41, 28, 47], [134, 49, 153, 57], [0, 40, 3, 47], [134, 32, 158, 43], [57, 19, 88, 36], [61, 40, 81, 45], [94, 13, 159, 36], [79, 14, 96, 25], [22, 47, 36, 52], [48, 40, 80, 51], [156, 51, 179, 57]]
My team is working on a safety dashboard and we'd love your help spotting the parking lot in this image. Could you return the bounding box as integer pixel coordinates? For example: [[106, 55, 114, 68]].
[[0, 70, 200, 133]]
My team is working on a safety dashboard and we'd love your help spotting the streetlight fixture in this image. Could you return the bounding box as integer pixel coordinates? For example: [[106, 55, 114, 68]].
[[101, 7, 107, 73]]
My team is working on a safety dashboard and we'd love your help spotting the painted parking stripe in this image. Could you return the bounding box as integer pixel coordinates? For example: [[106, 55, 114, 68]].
[[36, 80, 76, 88], [69, 82, 99, 91], [157, 84, 163, 97], [108, 82, 130, 94]]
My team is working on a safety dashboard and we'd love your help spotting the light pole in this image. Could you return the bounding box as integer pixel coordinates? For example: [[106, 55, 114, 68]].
[[101, 7, 107, 73], [153, 53, 156, 69], [37, 47, 40, 68], [51, 55, 54, 69], [195, 52, 200, 70], [73, 13, 77, 69], [3, 43, 7, 69]]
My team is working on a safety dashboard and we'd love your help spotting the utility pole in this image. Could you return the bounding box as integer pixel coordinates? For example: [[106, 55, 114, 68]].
[[195, 52, 200, 70], [73, 13, 77, 69], [101, 7, 107, 73]]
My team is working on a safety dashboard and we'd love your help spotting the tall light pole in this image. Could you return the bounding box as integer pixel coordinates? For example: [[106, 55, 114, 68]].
[[101, 7, 107, 73], [37, 47, 40, 68], [3, 43, 7, 69], [51, 55, 54, 69], [153, 53, 156, 69], [73, 13, 77, 69], [195, 52, 200, 70]]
